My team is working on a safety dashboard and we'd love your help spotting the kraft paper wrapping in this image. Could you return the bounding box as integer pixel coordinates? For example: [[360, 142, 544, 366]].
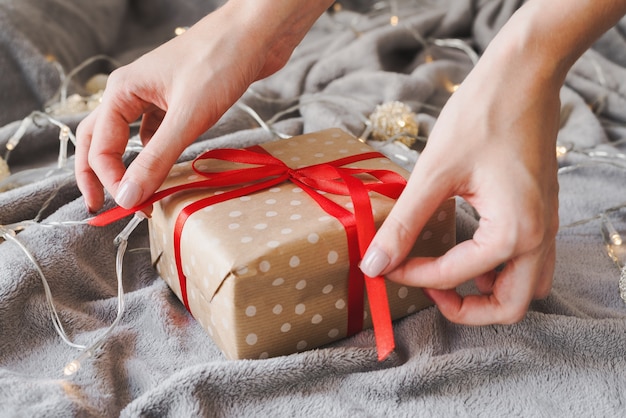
[[148, 128, 455, 359]]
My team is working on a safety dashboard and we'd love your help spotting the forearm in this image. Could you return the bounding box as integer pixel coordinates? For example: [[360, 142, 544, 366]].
[[225, 0, 334, 44], [485, 0, 626, 88], [218, 0, 334, 77]]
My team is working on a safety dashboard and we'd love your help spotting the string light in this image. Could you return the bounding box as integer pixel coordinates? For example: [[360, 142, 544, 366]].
[[556, 143, 569, 159], [555, 138, 626, 173], [0, 101, 144, 372], [389, 0, 399, 26], [561, 205, 626, 304], [556, 48, 625, 303], [0, 209, 145, 376], [5, 116, 33, 153], [602, 214, 624, 247], [1, 112, 77, 193], [0, 156, 9, 181], [600, 215, 626, 303], [45, 55, 119, 116], [174, 26, 189, 36], [63, 212, 146, 376]]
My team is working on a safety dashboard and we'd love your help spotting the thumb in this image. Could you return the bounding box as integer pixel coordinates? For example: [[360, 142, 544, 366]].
[[360, 166, 452, 277]]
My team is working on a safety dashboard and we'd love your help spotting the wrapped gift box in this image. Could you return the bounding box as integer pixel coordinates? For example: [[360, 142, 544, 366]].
[[148, 128, 455, 359]]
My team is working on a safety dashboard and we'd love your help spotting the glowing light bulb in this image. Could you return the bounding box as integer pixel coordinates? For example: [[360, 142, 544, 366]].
[[610, 230, 623, 247], [63, 360, 81, 376], [63, 349, 93, 377], [390, 15, 399, 26], [602, 216, 623, 247], [442, 78, 460, 93], [174, 27, 188, 36]]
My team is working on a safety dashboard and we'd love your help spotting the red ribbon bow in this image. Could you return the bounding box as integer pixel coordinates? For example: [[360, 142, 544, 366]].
[[90, 145, 407, 360]]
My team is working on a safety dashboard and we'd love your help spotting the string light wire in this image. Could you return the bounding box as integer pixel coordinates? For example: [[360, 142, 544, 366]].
[[63, 212, 146, 376], [0, 212, 146, 376], [45, 54, 120, 111]]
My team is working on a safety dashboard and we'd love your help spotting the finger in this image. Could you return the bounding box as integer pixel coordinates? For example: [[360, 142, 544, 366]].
[[139, 108, 166, 146], [114, 96, 214, 209], [75, 109, 105, 212], [474, 269, 497, 295], [359, 161, 455, 278], [87, 82, 148, 204], [426, 248, 544, 325], [385, 230, 512, 291]]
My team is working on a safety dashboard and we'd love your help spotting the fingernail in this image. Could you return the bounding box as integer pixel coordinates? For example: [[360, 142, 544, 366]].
[[360, 246, 390, 277], [116, 180, 143, 209]]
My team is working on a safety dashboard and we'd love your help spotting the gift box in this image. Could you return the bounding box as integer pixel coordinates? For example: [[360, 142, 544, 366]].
[[146, 128, 455, 360]]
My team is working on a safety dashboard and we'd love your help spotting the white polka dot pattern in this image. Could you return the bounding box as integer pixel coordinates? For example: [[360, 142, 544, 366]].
[[147, 128, 455, 360]]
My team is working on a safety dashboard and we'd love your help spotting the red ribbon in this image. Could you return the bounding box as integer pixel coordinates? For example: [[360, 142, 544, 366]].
[[90, 145, 406, 360]]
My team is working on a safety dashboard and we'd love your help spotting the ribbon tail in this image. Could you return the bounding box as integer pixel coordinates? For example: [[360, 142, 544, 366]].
[[365, 274, 395, 360], [339, 171, 395, 361]]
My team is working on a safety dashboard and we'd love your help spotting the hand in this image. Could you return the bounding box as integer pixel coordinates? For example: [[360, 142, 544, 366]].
[[360, 38, 561, 325], [359, 0, 626, 326], [75, 0, 332, 212]]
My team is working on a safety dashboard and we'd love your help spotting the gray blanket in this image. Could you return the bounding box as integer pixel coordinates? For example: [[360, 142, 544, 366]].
[[1, 0, 626, 416]]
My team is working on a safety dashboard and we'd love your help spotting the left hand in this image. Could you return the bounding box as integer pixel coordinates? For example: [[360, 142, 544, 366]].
[[359, 33, 561, 325]]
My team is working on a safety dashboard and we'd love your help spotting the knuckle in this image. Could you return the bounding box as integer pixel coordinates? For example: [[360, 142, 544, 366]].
[[375, 212, 418, 262], [383, 213, 414, 244], [441, 309, 464, 324], [105, 67, 127, 89], [75, 120, 89, 139], [480, 227, 517, 261], [131, 148, 168, 179], [433, 257, 460, 288], [519, 221, 545, 253], [496, 304, 528, 324]]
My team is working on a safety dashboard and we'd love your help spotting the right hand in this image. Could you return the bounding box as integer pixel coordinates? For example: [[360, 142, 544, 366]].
[[75, 0, 332, 212]]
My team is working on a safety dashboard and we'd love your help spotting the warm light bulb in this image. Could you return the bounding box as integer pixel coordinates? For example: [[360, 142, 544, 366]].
[[611, 232, 623, 247], [390, 15, 399, 26], [556, 144, 568, 158], [602, 216, 623, 247], [63, 360, 80, 376], [174, 27, 188, 36], [63, 349, 94, 376]]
